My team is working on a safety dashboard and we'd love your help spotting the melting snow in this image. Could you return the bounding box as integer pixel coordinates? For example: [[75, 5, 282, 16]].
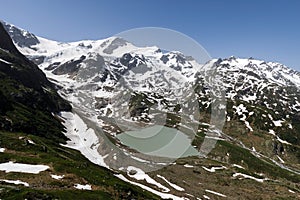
[[27, 139, 35, 144], [233, 104, 247, 115], [130, 155, 151, 163], [0, 161, 49, 174], [183, 164, 194, 168], [244, 121, 253, 132], [157, 174, 185, 191], [233, 104, 253, 131], [0, 179, 29, 187], [268, 130, 291, 145], [202, 166, 227, 173], [268, 130, 276, 136], [205, 189, 227, 197], [0, 58, 11, 65], [288, 189, 296, 194], [115, 174, 184, 200], [127, 166, 169, 192], [74, 184, 92, 190], [276, 136, 291, 145], [277, 155, 285, 164], [273, 120, 284, 127], [233, 173, 267, 183], [51, 174, 64, 180], [242, 94, 257, 102], [232, 164, 245, 169], [60, 112, 109, 168]]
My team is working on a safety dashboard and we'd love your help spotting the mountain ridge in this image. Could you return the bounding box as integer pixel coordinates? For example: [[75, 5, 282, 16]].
[[0, 22, 71, 142], [1, 20, 300, 199]]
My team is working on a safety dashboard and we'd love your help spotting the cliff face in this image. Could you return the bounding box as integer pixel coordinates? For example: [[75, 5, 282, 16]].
[[0, 22, 71, 143]]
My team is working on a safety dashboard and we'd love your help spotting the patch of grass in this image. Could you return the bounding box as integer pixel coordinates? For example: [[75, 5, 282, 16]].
[[0, 187, 112, 200]]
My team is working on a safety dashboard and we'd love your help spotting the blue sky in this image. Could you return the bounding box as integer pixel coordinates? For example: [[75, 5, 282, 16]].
[[0, 0, 299, 70]]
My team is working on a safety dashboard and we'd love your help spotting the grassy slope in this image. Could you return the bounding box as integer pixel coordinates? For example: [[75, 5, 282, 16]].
[[0, 131, 159, 200]]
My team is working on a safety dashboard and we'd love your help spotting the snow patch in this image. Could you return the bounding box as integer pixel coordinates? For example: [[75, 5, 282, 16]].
[[0, 58, 11, 65], [203, 194, 211, 199], [127, 166, 169, 192], [0, 179, 29, 187], [273, 120, 284, 127], [232, 164, 245, 169], [27, 139, 35, 144], [268, 130, 276, 136], [233, 173, 267, 183], [74, 184, 92, 190], [157, 174, 185, 191], [0, 161, 49, 174], [233, 104, 253, 131], [202, 166, 227, 173], [288, 189, 295, 194], [115, 174, 184, 200], [277, 155, 285, 164], [0, 148, 5, 153], [51, 174, 64, 180], [183, 164, 194, 168], [205, 189, 227, 197], [276, 136, 291, 145]]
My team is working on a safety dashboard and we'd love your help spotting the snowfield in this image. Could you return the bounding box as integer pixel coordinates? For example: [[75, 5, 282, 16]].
[[74, 184, 92, 190], [0, 161, 49, 174], [60, 111, 109, 168], [51, 174, 65, 180]]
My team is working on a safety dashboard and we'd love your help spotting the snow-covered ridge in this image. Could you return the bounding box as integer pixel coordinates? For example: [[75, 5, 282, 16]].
[[203, 57, 300, 88]]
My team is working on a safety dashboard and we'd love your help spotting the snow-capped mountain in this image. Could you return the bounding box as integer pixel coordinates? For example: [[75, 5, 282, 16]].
[[3, 19, 300, 161], [2, 22, 201, 129], [2, 20, 300, 199]]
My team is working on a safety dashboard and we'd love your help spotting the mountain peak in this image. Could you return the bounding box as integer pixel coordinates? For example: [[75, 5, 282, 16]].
[[0, 22, 23, 56], [0, 20, 40, 50]]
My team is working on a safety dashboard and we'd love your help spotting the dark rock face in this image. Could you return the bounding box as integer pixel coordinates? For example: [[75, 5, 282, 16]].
[[160, 55, 169, 64], [0, 22, 24, 57], [29, 55, 46, 65], [0, 22, 71, 143], [52, 55, 86, 75], [95, 97, 110, 109], [45, 62, 61, 71], [1, 20, 40, 49], [77, 54, 106, 80], [110, 53, 146, 78], [160, 53, 193, 71]]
